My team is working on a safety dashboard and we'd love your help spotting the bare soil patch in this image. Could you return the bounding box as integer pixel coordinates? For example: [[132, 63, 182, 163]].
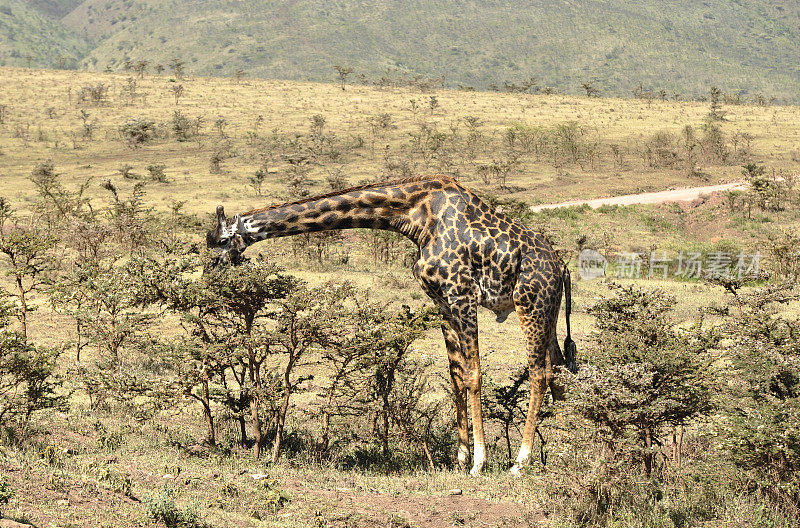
[[291, 482, 542, 528]]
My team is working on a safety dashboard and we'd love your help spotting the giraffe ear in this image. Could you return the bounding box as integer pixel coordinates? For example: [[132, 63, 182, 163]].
[[207, 205, 227, 247], [234, 214, 246, 234]]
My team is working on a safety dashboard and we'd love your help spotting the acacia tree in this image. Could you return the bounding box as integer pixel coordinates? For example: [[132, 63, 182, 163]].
[[190, 259, 298, 457], [133, 60, 150, 78], [386, 355, 448, 470], [329, 304, 439, 463], [314, 285, 380, 455], [136, 251, 313, 457], [484, 366, 531, 464], [568, 281, 712, 476], [334, 65, 354, 91], [28, 161, 92, 227], [73, 264, 161, 412], [127, 250, 222, 445], [712, 281, 800, 511], [0, 199, 56, 338], [0, 297, 66, 441], [266, 282, 354, 463]]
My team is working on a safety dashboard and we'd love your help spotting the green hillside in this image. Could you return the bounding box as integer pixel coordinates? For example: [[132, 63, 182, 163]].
[[6, 0, 800, 101], [0, 0, 88, 68]]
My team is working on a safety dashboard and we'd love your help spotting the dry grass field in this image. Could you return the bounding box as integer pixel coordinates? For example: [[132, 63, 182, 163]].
[[1, 66, 799, 213], [0, 66, 799, 527]]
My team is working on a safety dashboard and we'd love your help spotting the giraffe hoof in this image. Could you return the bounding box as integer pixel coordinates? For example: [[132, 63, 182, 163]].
[[510, 464, 523, 477], [469, 465, 482, 477]]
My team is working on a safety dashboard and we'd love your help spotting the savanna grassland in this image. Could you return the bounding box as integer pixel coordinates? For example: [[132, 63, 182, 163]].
[[0, 66, 799, 528]]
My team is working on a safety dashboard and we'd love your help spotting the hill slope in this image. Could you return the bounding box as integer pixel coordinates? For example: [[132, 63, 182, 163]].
[[27, 0, 84, 18], [6, 0, 800, 101], [0, 0, 88, 68]]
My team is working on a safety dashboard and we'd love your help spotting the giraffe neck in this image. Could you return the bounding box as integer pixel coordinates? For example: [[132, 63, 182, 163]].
[[234, 177, 447, 246]]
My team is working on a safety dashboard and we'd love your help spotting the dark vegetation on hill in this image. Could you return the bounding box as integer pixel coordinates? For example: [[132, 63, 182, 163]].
[[25, 0, 83, 19], [2, 0, 799, 102]]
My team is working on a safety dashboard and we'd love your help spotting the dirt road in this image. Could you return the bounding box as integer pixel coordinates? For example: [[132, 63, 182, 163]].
[[531, 181, 747, 212]]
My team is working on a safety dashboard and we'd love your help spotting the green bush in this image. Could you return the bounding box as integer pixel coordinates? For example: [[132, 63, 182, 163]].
[[144, 484, 204, 528], [553, 281, 712, 525], [119, 118, 158, 146], [713, 282, 800, 513], [0, 476, 13, 518], [171, 111, 200, 141]]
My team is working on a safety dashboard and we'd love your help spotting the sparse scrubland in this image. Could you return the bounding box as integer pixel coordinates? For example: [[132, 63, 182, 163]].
[[0, 66, 799, 527]]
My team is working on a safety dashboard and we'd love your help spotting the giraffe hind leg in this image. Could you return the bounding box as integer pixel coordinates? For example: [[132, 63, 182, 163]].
[[548, 335, 566, 402], [510, 304, 556, 475]]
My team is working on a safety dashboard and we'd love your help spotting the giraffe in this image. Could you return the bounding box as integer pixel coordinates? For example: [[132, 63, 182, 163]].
[[206, 175, 577, 475]]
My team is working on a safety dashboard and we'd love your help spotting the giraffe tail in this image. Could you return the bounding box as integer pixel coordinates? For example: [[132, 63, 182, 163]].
[[563, 264, 578, 373]]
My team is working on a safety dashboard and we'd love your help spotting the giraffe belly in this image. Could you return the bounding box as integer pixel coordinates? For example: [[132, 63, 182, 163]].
[[476, 279, 515, 322]]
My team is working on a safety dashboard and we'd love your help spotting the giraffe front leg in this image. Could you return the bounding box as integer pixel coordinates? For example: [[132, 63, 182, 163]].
[[458, 322, 485, 476], [442, 323, 470, 469], [467, 355, 486, 476], [444, 298, 485, 476]]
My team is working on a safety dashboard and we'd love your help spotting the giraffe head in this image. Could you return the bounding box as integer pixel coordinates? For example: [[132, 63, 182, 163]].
[[206, 205, 248, 268]]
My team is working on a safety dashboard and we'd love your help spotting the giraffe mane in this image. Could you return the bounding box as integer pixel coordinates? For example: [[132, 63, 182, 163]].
[[240, 175, 457, 216]]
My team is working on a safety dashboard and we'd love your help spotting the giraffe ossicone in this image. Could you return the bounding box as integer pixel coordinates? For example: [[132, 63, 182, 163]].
[[207, 175, 577, 475]]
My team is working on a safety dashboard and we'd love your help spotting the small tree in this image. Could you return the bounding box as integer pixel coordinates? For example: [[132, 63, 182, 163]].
[[249, 169, 267, 196], [29, 161, 92, 225], [581, 79, 600, 97], [214, 117, 227, 138], [428, 95, 439, 114], [133, 59, 150, 78], [334, 65, 354, 91], [763, 229, 800, 282], [171, 110, 201, 141], [119, 118, 158, 147], [707, 86, 726, 122], [146, 164, 168, 183], [484, 367, 530, 464], [169, 58, 186, 79], [171, 84, 185, 105], [0, 201, 56, 338], [102, 180, 153, 252], [387, 355, 448, 470], [128, 250, 224, 446], [338, 305, 439, 458], [0, 296, 67, 441], [73, 264, 162, 411], [266, 282, 356, 463], [171, 258, 299, 457]]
